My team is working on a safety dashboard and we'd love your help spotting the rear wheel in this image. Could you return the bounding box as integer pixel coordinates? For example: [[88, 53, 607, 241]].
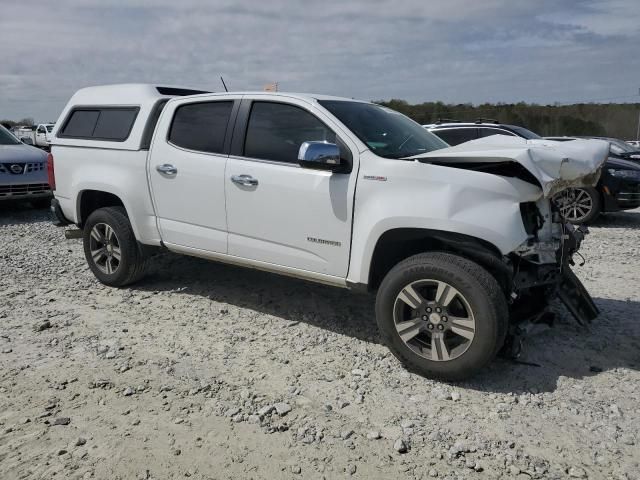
[[83, 207, 148, 287], [375, 252, 508, 381], [554, 187, 601, 224]]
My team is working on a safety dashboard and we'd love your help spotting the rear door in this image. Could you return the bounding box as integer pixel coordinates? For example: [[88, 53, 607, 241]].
[[224, 97, 358, 277], [148, 96, 239, 253]]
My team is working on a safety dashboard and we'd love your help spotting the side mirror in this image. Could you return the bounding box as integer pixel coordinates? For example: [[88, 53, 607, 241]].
[[298, 141, 342, 171]]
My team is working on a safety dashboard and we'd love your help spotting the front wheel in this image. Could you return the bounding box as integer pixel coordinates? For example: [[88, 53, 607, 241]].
[[375, 252, 508, 381], [83, 207, 148, 287]]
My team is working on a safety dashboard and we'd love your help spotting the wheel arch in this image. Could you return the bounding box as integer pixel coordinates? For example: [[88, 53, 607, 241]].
[[76, 189, 127, 227], [365, 228, 512, 293]]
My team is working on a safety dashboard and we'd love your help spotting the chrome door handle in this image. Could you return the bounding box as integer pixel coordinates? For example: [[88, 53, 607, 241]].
[[231, 174, 258, 186], [156, 164, 178, 175]]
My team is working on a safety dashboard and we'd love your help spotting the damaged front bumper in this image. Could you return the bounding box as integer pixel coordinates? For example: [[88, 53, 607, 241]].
[[556, 267, 599, 325], [510, 201, 599, 325]]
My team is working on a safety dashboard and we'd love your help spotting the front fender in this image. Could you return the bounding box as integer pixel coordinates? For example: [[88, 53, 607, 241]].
[[347, 153, 542, 285]]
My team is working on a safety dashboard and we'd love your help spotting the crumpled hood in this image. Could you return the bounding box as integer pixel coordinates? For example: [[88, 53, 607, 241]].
[[412, 136, 609, 197]]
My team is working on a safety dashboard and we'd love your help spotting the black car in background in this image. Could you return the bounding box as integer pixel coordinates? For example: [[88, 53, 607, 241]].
[[424, 121, 640, 224], [543, 136, 640, 222], [592, 137, 640, 161]]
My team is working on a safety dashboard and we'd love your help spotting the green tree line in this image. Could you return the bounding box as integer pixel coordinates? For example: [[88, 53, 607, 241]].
[[3, 103, 640, 140], [377, 100, 640, 140], [0, 118, 35, 130]]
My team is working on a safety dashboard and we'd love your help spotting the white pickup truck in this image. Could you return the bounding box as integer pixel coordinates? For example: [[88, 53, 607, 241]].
[[49, 84, 608, 380], [13, 123, 55, 149]]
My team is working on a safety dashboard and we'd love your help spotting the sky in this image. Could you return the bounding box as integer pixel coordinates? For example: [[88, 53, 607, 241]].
[[1, 0, 639, 122]]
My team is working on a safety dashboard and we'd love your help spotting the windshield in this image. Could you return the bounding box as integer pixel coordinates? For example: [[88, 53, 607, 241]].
[[0, 125, 21, 145], [608, 138, 637, 154], [319, 100, 448, 159], [511, 126, 541, 140], [46, 125, 54, 132]]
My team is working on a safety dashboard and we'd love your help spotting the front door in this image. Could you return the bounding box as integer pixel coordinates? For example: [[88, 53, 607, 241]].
[[225, 99, 357, 277], [148, 98, 237, 253]]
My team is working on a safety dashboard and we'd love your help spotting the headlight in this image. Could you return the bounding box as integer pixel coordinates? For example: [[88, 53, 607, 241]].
[[607, 168, 640, 180]]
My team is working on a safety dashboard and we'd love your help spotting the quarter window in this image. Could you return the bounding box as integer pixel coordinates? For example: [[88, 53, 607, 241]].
[[169, 101, 233, 154], [244, 102, 338, 163]]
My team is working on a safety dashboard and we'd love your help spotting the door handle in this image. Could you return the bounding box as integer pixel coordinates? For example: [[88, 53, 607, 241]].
[[231, 174, 258, 186], [156, 164, 178, 175]]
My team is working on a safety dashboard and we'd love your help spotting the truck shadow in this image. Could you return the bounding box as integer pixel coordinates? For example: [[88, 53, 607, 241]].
[[461, 297, 640, 394], [136, 252, 639, 394], [141, 252, 378, 343], [0, 200, 51, 226]]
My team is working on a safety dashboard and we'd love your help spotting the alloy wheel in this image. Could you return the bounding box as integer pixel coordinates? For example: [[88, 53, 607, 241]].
[[393, 279, 476, 361], [89, 223, 121, 275], [556, 188, 593, 222]]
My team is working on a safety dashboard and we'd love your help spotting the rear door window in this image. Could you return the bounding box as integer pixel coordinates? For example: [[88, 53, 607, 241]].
[[432, 128, 478, 146], [168, 101, 233, 154]]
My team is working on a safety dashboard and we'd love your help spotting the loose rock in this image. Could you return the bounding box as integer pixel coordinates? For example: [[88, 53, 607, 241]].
[[52, 417, 71, 426], [394, 438, 408, 454], [274, 403, 291, 416]]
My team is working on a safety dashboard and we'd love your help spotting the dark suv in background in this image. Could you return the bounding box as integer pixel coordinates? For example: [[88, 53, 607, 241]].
[[424, 119, 542, 144], [425, 121, 640, 224], [0, 124, 51, 209]]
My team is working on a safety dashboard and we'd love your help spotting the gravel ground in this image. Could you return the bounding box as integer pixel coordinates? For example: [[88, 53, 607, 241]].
[[1, 202, 638, 480]]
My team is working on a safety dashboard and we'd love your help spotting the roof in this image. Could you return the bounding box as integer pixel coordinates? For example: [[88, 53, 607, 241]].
[[52, 84, 369, 152], [65, 84, 364, 106], [66, 83, 211, 106], [543, 136, 579, 141], [423, 122, 522, 129]]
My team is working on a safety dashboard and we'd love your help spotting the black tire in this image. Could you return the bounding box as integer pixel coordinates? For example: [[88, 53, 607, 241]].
[[375, 252, 508, 381], [83, 207, 148, 287], [30, 198, 51, 209]]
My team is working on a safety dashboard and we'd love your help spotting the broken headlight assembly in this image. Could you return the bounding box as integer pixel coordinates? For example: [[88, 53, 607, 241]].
[[515, 200, 565, 264]]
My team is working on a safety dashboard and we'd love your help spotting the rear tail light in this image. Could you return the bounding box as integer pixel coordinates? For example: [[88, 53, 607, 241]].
[[47, 152, 56, 190]]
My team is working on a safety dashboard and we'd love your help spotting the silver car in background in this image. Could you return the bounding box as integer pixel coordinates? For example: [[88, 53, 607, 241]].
[[0, 124, 51, 208]]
